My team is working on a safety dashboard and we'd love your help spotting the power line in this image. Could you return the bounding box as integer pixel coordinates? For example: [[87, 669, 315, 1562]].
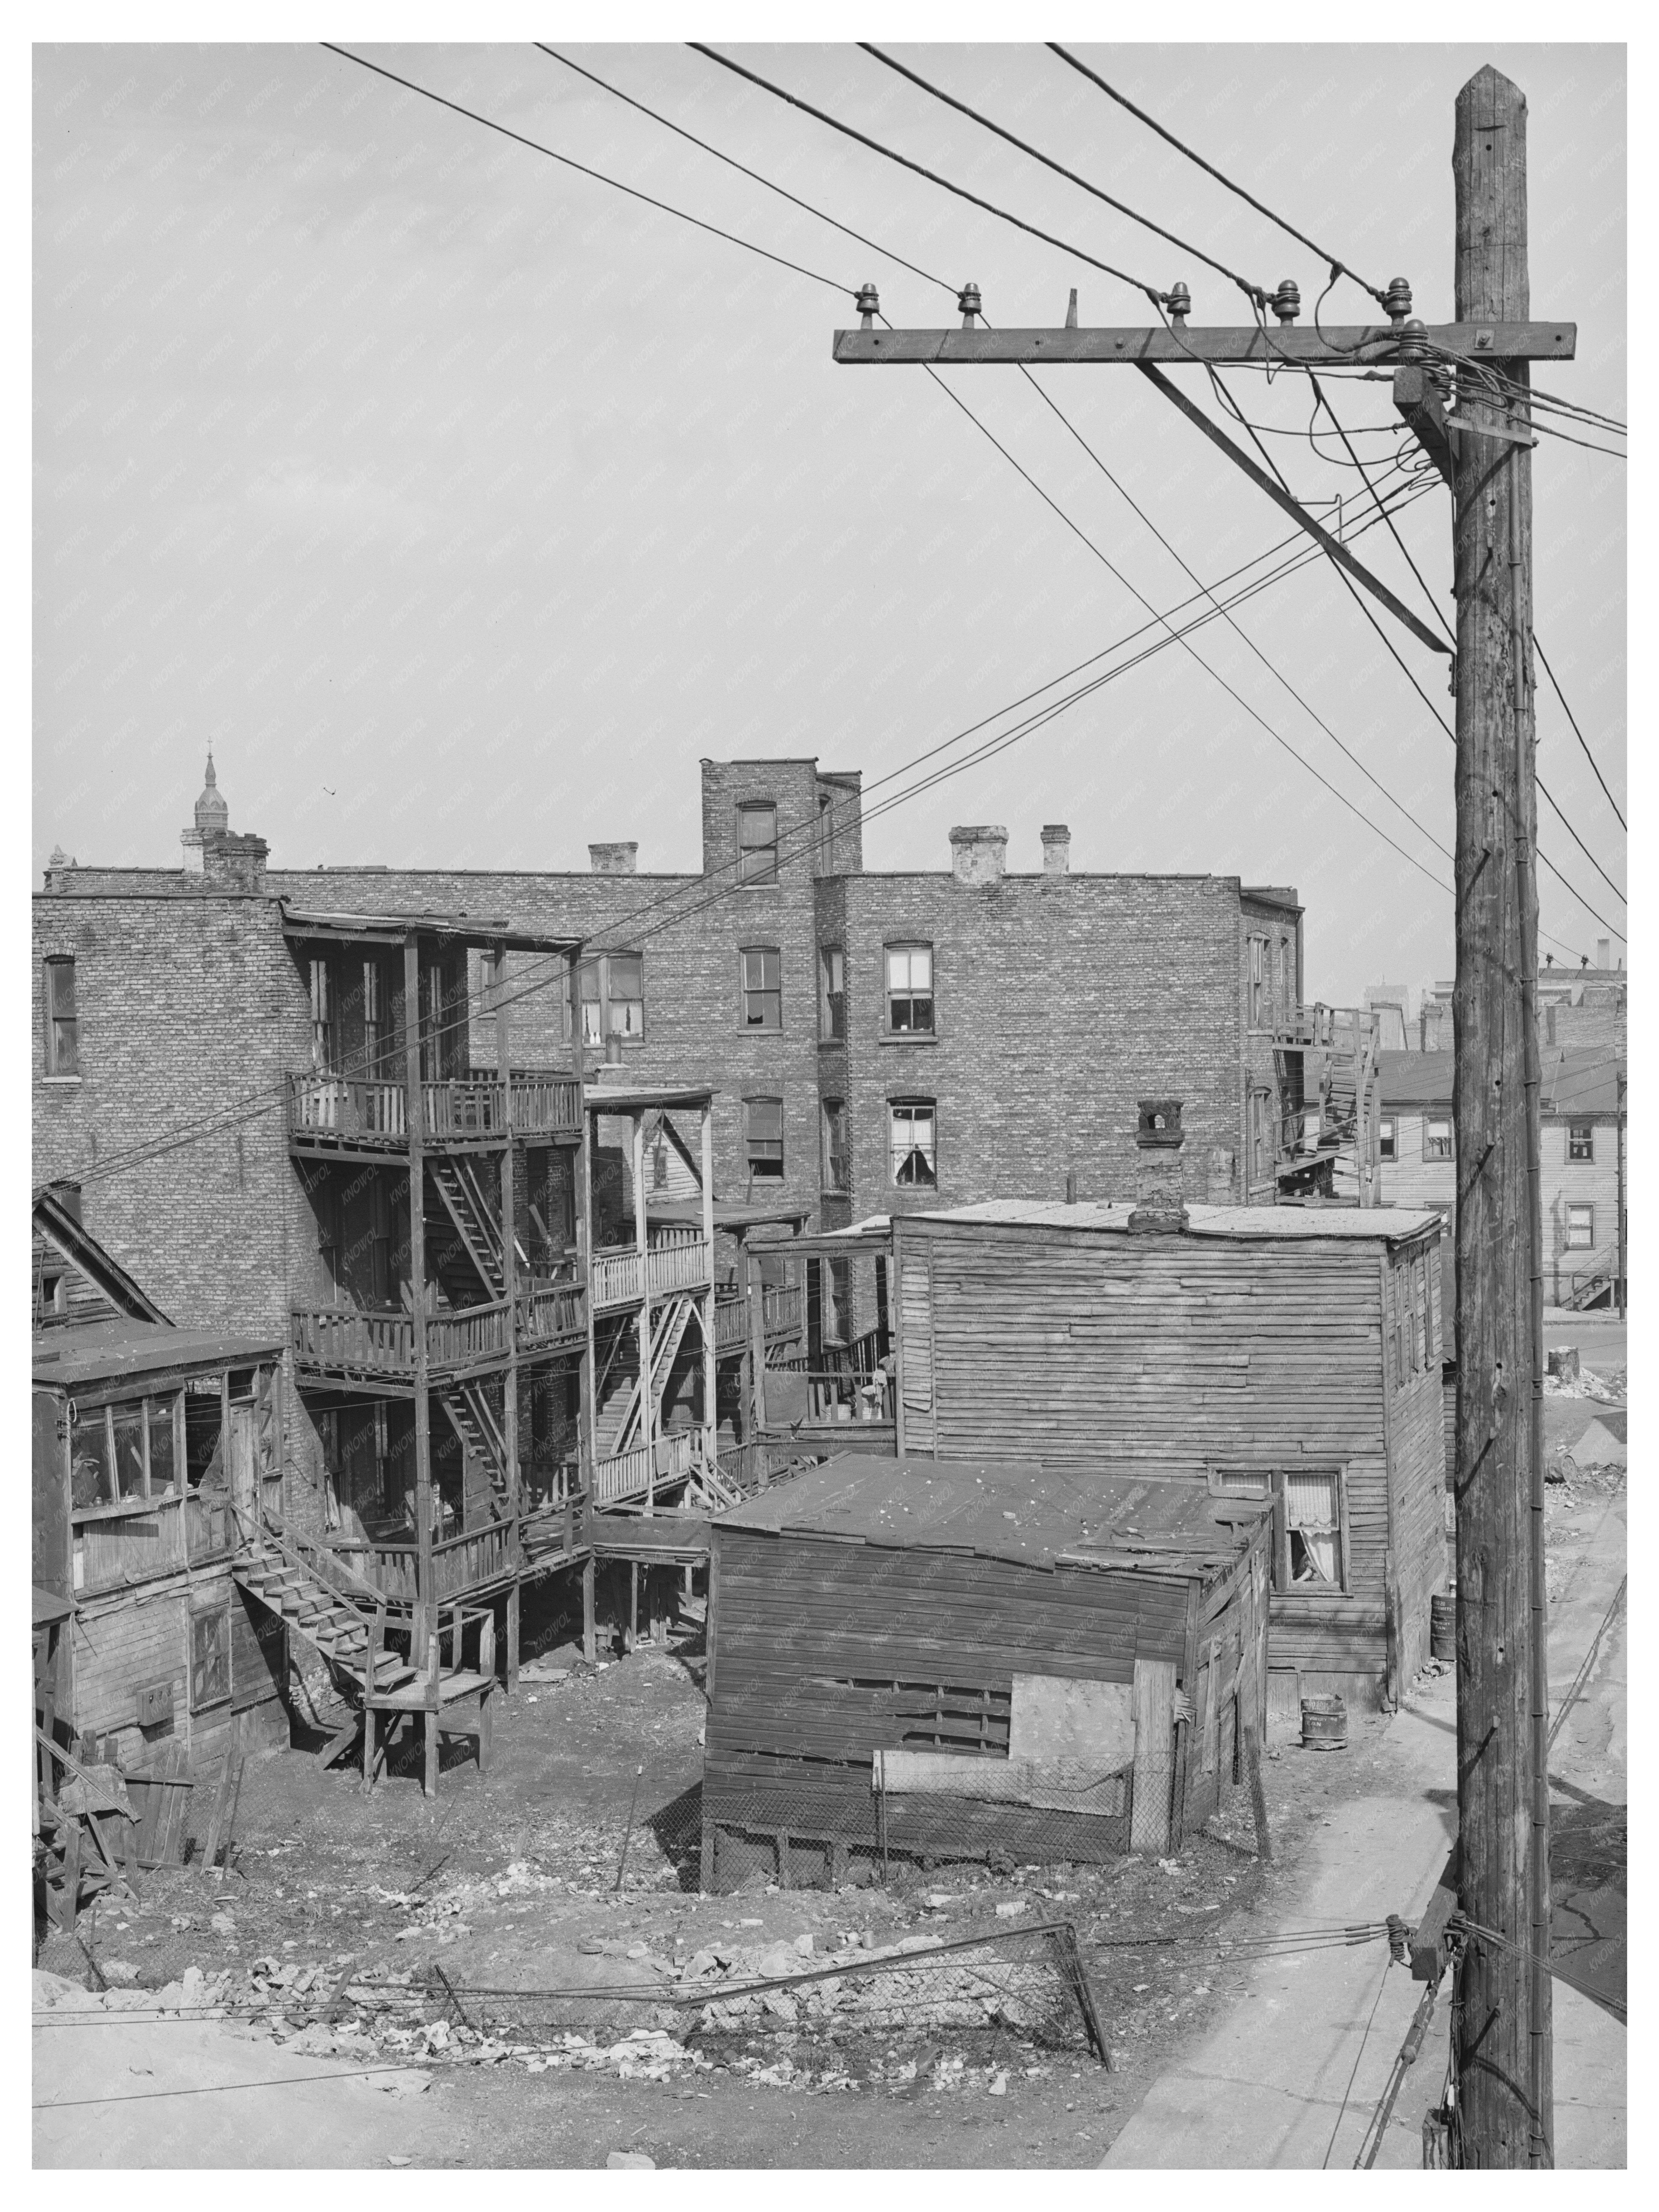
[[1308, 372, 1455, 645], [69, 473, 1452, 1197], [318, 44, 854, 300], [857, 42, 1274, 311], [534, 44, 952, 299], [1535, 781, 1626, 907], [1534, 634, 1626, 831], [1046, 42, 1390, 309], [688, 42, 1170, 308]]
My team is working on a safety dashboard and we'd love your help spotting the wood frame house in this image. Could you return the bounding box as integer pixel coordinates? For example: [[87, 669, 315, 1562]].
[[31, 1197, 290, 1773], [702, 1453, 1272, 1887], [884, 1105, 1448, 1717]]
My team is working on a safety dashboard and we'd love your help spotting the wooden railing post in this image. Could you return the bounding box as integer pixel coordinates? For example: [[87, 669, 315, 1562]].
[[405, 933, 433, 1672]]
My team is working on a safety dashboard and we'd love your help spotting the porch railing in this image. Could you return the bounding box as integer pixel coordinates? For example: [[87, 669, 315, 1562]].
[[328, 1520, 516, 1605], [518, 1283, 586, 1348], [290, 1298, 512, 1376], [288, 1071, 581, 1145], [593, 1429, 696, 1506], [713, 1281, 805, 1353], [590, 1227, 711, 1312]]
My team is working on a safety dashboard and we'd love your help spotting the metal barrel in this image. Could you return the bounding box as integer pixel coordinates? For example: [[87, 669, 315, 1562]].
[[1300, 1693, 1348, 1750], [1429, 1593, 1456, 1664]]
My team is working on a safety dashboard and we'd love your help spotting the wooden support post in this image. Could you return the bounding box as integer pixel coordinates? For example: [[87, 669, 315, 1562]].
[[629, 1560, 638, 1651], [1129, 1659, 1177, 1855], [582, 1554, 596, 1663], [423, 1708, 439, 1799], [404, 934, 434, 1678], [575, 966, 596, 1501], [361, 1708, 377, 1794], [505, 1585, 519, 1686], [633, 1113, 653, 1518], [495, 939, 521, 1690], [1451, 66, 1551, 2170], [746, 1243, 767, 1436], [1242, 1720, 1272, 1865], [700, 1099, 716, 1477]]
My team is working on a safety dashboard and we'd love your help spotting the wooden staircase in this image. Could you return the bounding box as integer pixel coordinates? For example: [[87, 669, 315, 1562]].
[[594, 1295, 697, 1458], [232, 1530, 415, 1700], [439, 1378, 511, 1509], [427, 1157, 528, 1301], [1276, 1006, 1382, 1204]]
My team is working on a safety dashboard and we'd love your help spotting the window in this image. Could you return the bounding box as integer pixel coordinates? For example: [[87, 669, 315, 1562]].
[[744, 1096, 784, 1180], [822, 1098, 849, 1192], [43, 957, 79, 1076], [1566, 1204, 1595, 1251], [890, 1099, 937, 1188], [362, 959, 389, 1076], [190, 1603, 231, 1713], [886, 945, 934, 1035], [738, 802, 779, 885], [577, 954, 645, 1044], [1425, 1118, 1454, 1161], [309, 958, 334, 1073], [1379, 1117, 1396, 1161], [741, 947, 782, 1030], [1568, 1123, 1595, 1163], [1282, 1471, 1345, 1591], [69, 1392, 185, 1510], [820, 945, 845, 1041], [1248, 935, 1268, 1026]]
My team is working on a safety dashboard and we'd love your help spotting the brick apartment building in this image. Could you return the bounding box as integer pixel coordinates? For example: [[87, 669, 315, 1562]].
[[39, 754, 1307, 1343]]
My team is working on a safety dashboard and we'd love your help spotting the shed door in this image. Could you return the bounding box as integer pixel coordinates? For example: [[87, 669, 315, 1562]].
[[899, 1247, 936, 1454], [228, 1404, 258, 1517]]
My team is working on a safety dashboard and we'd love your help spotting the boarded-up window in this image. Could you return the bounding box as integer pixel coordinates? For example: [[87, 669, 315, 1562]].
[[190, 1602, 231, 1712], [44, 957, 79, 1076]]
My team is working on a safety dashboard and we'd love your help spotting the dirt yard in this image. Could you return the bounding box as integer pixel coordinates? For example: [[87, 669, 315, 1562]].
[[36, 1374, 1625, 2169]]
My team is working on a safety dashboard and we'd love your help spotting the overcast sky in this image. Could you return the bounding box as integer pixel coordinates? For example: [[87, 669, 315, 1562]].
[[33, 39, 1626, 1003]]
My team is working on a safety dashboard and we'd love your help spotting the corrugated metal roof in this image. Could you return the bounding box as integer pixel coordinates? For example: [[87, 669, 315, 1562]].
[[911, 1198, 1442, 1243], [32, 1321, 284, 1387], [716, 1452, 1266, 1577]]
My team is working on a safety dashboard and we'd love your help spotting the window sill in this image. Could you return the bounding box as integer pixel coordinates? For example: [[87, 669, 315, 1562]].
[[878, 1031, 939, 1046], [42, 1074, 83, 1086]]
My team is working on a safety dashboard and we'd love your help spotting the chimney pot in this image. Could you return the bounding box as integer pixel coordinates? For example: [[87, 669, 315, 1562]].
[[948, 824, 1008, 887], [1130, 1098, 1188, 1231], [1041, 824, 1071, 876], [1596, 937, 1611, 969], [589, 842, 638, 876]]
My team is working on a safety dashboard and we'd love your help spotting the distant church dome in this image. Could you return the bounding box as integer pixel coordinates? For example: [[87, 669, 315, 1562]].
[[193, 753, 229, 833]]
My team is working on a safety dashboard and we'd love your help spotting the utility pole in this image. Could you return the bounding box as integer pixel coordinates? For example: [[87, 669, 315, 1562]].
[[1616, 1070, 1626, 1320], [1449, 67, 1550, 2168], [830, 59, 1574, 2173]]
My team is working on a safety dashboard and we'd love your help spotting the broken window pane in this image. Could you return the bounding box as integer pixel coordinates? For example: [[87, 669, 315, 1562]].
[[148, 1397, 179, 1495], [741, 947, 782, 1029], [111, 1402, 148, 1500]]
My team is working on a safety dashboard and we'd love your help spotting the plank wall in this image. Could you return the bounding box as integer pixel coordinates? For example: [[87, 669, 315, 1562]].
[[705, 1528, 1193, 1860], [901, 1220, 1443, 1695]]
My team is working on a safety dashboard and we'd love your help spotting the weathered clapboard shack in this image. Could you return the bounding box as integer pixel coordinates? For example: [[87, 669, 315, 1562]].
[[31, 1197, 290, 1773], [702, 1453, 1272, 1887], [886, 1105, 1447, 1719]]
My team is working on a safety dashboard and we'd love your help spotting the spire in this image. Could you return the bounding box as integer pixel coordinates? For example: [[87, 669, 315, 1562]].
[[193, 751, 229, 833]]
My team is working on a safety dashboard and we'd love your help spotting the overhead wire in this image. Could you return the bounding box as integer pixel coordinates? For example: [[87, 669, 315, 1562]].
[[1308, 372, 1455, 644], [1044, 41, 1390, 310], [76, 41, 1597, 1198], [1533, 635, 1626, 831], [69, 467, 1451, 1197], [856, 42, 1274, 311], [688, 42, 1170, 308]]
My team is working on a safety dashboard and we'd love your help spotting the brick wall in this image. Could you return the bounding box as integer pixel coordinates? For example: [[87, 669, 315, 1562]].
[[839, 870, 1254, 1223]]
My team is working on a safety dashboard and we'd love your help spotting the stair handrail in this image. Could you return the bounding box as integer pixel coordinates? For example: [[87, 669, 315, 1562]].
[[231, 1503, 385, 1612]]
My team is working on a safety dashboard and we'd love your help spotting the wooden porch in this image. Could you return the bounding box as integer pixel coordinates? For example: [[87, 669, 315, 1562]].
[[289, 1281, 585, 1387], [286, 1070, 582, 1158]]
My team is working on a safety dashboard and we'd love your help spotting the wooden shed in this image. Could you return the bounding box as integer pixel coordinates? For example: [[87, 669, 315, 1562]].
[[888, 1191, 1448, 1719], [702, 1453, 1272, 1888]]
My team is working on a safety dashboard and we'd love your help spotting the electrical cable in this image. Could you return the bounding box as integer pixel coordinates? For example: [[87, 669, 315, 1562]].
[[534, 44, 952, 299], [1535, 782, 1626, 907], [1454, 1918, 1626, 2022], [1322, 1953, 1395, 2167], [64, 472, 1449, 1198], [688, 42, 1170, 308], [1045, 42, 1390, 311], [857, 42, 1273, 312], [1308, 372, 1455, 644], [1534, 635, 1626, 831], [318, 43, 854, 301]]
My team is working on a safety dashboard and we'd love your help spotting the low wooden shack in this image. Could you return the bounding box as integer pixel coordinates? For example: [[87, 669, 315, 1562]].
[[702, 1453, 1271, 1888], [888, 1112, 1448, 1718]]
